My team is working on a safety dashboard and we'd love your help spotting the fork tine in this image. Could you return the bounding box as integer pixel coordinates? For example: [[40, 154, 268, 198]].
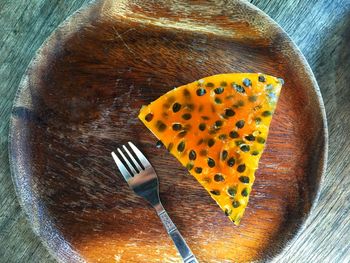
[[123, 145, 143, 171], [128, 142, 151, 168], [111, 151, 132, 181], [117, 148, 138, 175]]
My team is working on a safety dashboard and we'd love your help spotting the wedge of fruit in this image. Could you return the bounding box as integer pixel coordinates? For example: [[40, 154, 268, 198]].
[[138, 73, 283, 225]]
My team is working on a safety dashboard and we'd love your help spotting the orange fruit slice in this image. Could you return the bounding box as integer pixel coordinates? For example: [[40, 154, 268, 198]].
[[139, 73, 283, 224]]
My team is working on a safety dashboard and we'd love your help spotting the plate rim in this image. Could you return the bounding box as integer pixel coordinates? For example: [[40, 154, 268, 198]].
[[8, 0, 328, 262]]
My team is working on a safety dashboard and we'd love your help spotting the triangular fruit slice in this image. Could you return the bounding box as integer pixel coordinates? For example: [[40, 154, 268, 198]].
[[138, 73, 283, 225]]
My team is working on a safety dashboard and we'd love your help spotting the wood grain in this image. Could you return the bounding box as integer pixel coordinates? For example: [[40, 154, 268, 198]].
[[7, 0, 326, 262], [0, 1, 91, 262], [0, 0, 349, 263]]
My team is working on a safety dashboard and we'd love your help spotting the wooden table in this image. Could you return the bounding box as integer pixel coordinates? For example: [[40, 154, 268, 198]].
[[0, 0, 349, 262]]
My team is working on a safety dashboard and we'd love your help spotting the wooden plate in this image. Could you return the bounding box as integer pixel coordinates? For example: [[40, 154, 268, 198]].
[[9, 0, 327, 262]]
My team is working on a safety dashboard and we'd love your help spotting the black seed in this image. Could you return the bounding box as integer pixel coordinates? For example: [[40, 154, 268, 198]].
[[225, 208, 232, 216], [241, 188, 249, 197], [266, 84, 273, 90], [189, 150, 197, 160], [167, 143, 174, 152], [196, 88, 206, 96], [208, 138, 215, 147], [243, 78, 252, 87], [177, 141, 185, 152], [233, 100, 244, 109], [257, 137, 266, 144], [183, 89, 191, 98], [199, 123, 206, 131], [255, 117, 262, 125], [253, 105, 262, 111], [214, 87, 224, 94], [262, 110, 272, 117], [232, 200, 240, 208], [278, 78, 285, 85], [221, 150, 228, 161], [203, 177, 212, 183], [234, 100, 245, 108], [188, 103, 195, 109], [248, 95, 258, 102], [215, 120, 223, 127], [197, 139, 204, 146], [225, 108, 235, 117], [210, 190, 220, 195], [167, 96, 176, 103], [237, 164, 246, 173], [215, 97, 222, 104], [251, 150, 259, 156], [186, 163, 194, 171], [245, 134, 255, 141], [232, 83, 245, 93], [172, 102, 181, 113], [236, 120, 245, 129], [185, 104, 194, 111], [156, 121, 167, 132], [177, 130, 187, 138], [220, 81, 227, 87], [235, 140, 244, 146], [227, 157, 235, 167], [268, 92, 277, 101], [239, 176, 250, 183], [182, 113, 192, 120], [227, 186, 237, 197], [258, 75, 266, 82], [219, 134, 227, 140], [172, 123, 182, 131], [206, 82, 214, 87], [208, 158, 216, 168], [156, 140, 164, 148], [214, 174, 225, 182], [145, 113, 154, 122], [194, 167, 202, 174], [240, 144, 250, 152], [209, 127, 219, 135], [200, 149, 207, 156], [229, 131, 239, 138]]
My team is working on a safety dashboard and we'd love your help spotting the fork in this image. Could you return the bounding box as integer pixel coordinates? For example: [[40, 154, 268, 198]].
[[111, 142, 199, 263]]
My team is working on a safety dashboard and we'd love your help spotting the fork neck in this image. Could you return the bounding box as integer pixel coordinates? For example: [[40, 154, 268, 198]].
[[153, 202, 166, 215]]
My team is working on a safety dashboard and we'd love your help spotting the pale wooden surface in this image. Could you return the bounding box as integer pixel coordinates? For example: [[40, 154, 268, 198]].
[[0, 0, 349, 262]]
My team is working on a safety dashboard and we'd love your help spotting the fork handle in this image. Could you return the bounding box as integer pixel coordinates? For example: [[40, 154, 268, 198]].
[[158, 210, 199, 263]]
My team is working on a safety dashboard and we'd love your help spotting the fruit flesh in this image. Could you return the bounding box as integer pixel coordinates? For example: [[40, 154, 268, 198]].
[[139, 73, 283, 224]]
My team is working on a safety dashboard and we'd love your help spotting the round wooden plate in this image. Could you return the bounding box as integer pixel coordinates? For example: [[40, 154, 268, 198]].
[[9, 0, 327, 262]]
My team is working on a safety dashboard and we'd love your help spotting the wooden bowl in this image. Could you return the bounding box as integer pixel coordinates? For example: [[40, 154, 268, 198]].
[[9, 0, 327, 262]]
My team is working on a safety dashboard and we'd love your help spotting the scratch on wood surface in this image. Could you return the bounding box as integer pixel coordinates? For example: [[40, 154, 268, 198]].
[[118, 14, 236, 38], [112, 26, 135, 55]]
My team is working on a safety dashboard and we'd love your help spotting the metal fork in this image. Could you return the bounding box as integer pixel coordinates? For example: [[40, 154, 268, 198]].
[[111, 142, 199, 263]]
